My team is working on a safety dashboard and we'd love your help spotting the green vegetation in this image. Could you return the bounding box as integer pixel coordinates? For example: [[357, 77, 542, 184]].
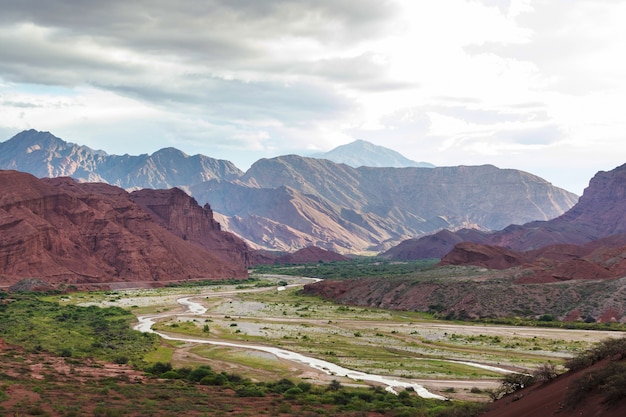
[[474, 316, 626, 332], [0, 294, 158, 365], [565, 362, 626, 408], [141, 363, 488, 416], [0, 345, 488, 417], [0, 289, 489, 415], [164, 276, 267, 288], [254, 258, 439, 279]]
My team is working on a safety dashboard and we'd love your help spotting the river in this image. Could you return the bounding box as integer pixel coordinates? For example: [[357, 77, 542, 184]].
[[134, 295, 448, 399]]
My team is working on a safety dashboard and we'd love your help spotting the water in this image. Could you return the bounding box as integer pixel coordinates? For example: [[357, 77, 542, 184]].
[[135, 296, 447, 399]]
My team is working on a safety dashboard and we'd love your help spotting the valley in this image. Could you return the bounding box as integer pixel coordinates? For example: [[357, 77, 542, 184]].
[[66, 274, 623, 402]]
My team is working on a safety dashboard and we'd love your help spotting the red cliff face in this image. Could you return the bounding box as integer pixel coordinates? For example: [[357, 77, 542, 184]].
[[0, 170, 247, 289], [129, 188, 261, 267]]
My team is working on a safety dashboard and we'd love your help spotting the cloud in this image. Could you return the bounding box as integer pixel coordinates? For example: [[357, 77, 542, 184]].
[[1, 0, 625, 195], [466, 0, 626, 95]]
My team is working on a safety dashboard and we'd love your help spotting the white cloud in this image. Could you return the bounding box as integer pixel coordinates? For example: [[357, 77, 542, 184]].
[[0, 0, 625, 194]]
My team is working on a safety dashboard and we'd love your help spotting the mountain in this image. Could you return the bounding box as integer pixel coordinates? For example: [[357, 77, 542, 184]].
[[1, 130, 579, 253], [0, 170, 248, 290], [0, 130, 243, 190], [203, 156, 577, 252], [381, 229, 491, 260], [385, 162, 626, 260], [304, 163, 626, 321], [312, 139, 434, 168]]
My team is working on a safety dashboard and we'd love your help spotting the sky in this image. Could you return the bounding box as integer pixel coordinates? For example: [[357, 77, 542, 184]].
[[0, 0, 625, 195]]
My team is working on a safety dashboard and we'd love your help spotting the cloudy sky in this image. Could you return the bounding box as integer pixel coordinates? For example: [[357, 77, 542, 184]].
[[1, 0, 625, 194]]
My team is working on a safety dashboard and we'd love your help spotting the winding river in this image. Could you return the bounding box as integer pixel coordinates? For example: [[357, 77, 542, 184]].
[[134, 295, 448, 399]]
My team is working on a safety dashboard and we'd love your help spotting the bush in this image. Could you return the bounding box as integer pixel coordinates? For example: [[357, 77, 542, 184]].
[[488, 373, 536, 400], [235, 384, 266, 397], [146, 362, 172, 376], [284, 387, 304, 398], [160, 370, 182, 379], [501, 373, 535, 395], [200, 373, 228, 386], [187, 366, 214, 382], [533, 363, 558, 382]]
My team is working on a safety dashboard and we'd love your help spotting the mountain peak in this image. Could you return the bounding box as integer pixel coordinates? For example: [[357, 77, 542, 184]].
[[313, 139, 434, 168]]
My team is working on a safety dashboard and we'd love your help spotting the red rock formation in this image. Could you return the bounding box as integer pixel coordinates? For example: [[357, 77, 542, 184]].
[[129, 188, 264, 267], [275, 246, 350, 264], [0, 170, 247, 289], [439, 242, 530, 270]]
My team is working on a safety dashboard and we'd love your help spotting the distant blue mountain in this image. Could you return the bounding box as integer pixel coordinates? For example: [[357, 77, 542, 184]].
[[312, 139, 434, 168]]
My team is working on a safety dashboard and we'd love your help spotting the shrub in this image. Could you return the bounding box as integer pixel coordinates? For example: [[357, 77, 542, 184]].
[[200, 373, 228, 386], [533, 363, 558, 382], [146, 362, 172, 376], [284, 387, 304, 398], [235, 384, 266, 397], [187, 366, 213, 382], [327, 379, 342, 391], [297, 381, 312, 393], [159, 370, 182, 379], [500, 373, 535, 395]]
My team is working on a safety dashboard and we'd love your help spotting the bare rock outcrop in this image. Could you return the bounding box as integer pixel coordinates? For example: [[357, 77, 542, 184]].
[[0, 170, 248, 289]]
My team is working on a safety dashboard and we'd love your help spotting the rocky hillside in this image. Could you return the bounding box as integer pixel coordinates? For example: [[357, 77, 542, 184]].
[[1, 130, 579, 253], [302, 269, 626, 322], [311, 139, 434, 168], [0, 170, 248, 289], [384, 163, 626, 260], [429, 163, 626, 283]]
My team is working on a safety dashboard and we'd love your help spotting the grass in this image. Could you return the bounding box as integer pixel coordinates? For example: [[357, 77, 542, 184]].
[[0, 294, 159, 365], [144, 344, 175, 364]]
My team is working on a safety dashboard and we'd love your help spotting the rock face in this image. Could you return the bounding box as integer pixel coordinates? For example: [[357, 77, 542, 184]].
[[306, 163, 626, 321], [0, 170, 248, 289], [439, 236, 626, 284], [129, 188, 260, 267], [1, 130, 579, 253], [311, 139, 434, 168], [482, 355, 626, 417]]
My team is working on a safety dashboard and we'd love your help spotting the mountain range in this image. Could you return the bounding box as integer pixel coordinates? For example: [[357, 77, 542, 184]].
[[305, 162, 626, 321], [0, 130, 578, 253]]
